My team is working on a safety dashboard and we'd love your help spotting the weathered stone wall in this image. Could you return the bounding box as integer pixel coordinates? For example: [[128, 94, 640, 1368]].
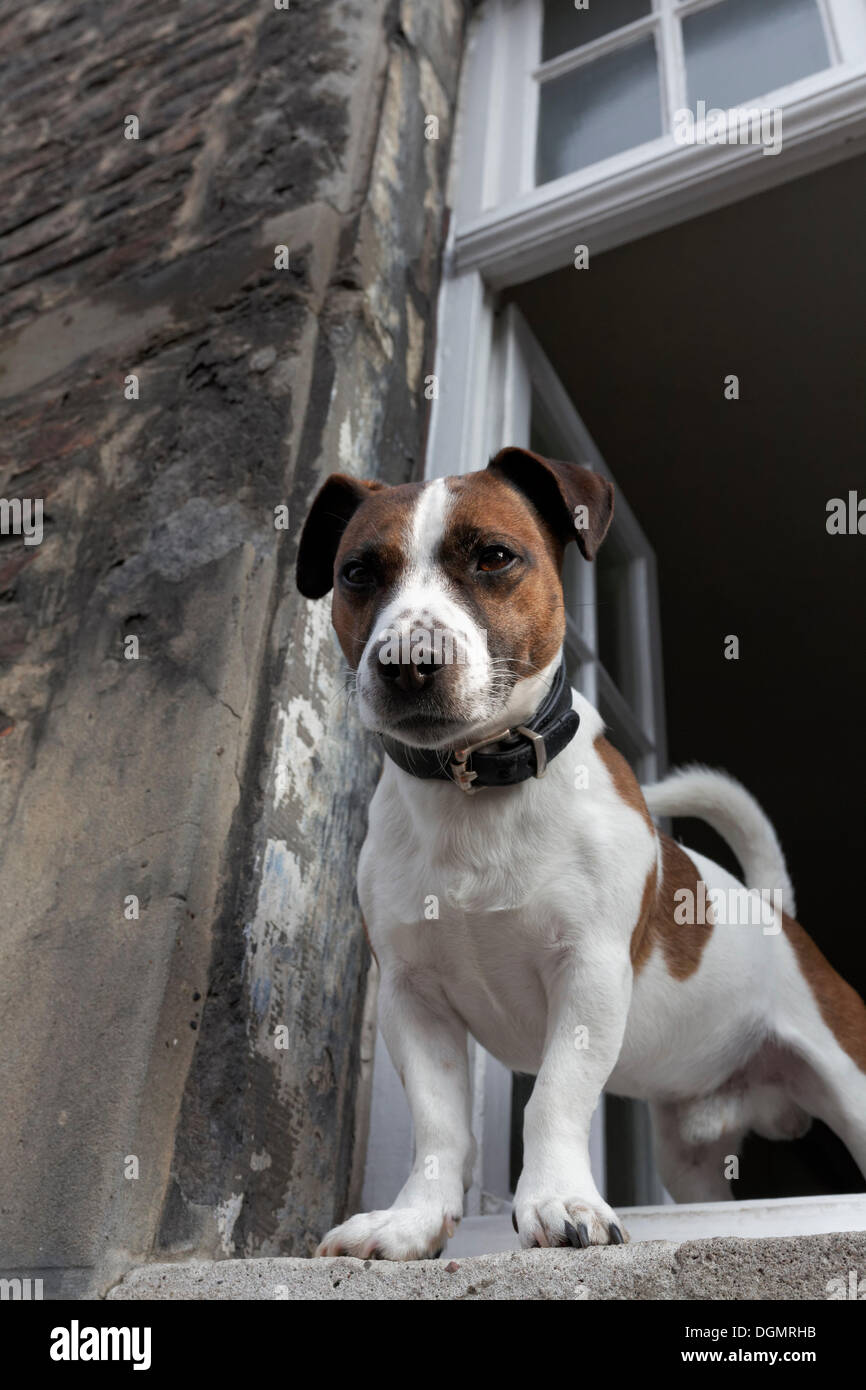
[[0, 0, 467, 1296]]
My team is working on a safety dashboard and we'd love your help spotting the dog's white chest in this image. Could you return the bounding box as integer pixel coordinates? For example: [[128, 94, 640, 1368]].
[[358, 717, 653, 1074]]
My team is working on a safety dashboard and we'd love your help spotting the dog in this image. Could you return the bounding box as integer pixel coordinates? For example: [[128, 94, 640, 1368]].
[[296, 446, 866, 1259]]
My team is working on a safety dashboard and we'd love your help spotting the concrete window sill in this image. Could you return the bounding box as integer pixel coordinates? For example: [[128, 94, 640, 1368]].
[[108, 1229, 866, 1301]]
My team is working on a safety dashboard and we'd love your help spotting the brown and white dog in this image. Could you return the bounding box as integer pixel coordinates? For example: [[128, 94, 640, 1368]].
[[296, 447, 866, 1259]]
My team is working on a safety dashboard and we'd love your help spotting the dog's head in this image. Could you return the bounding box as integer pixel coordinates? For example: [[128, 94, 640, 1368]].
[[296, 447, 613, 748]]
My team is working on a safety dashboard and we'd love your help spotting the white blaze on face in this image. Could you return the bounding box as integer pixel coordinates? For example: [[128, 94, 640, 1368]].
[[408, 475, 452, 572], [355, 478, 493, 732]]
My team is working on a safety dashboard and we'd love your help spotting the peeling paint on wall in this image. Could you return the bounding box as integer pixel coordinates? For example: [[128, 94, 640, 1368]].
[[273, 697, 326, 812], [216, 1193, 244, 1256]]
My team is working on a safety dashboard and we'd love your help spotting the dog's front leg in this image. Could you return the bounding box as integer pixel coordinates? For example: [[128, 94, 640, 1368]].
[[316, 969, 473, 1261], [514, 943, 632, 1249]]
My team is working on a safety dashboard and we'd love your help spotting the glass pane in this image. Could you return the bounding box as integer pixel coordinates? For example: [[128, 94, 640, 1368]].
[[596, 549, 631, 696], [683, 0, 830, 110], [537, 38, 661, 183], [542, 0, 652, 61]]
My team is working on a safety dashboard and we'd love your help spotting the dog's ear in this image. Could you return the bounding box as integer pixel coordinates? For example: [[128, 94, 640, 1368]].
[[488, 446, 614, 560], [296, 473, 386, 598]]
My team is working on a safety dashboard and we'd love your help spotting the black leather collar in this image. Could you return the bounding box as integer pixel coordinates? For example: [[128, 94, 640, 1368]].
[[380, 661, 579, 794]]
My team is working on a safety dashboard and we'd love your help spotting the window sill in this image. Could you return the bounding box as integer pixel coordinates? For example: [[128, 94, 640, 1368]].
[[448, 1193, 866, 1256]]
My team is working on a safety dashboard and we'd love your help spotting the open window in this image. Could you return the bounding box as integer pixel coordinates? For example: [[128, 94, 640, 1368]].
[[452, 0, 866, 281]]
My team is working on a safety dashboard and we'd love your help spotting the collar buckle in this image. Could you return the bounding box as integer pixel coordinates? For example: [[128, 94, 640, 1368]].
[[450, 726, 512, 794], [514, 724, 548, 778]]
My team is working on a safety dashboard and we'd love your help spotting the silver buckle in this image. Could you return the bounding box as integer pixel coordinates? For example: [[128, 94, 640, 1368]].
[[515, 724, 547, 779], [450, 723, 547, 793], [450, 727, 512, 795]]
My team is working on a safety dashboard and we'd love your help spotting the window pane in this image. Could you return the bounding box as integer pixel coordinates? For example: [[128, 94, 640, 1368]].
[[542, 0, 652, 62], [537, 38, 661, 183], [683, 0, 830, 110], [596, 549, 630, 697]]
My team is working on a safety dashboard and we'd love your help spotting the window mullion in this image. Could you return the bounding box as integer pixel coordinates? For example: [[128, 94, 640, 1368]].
[[658, 0, 688, 126], [497, 0, 543, 204], [817, 0, 845, 65], [819, 1, 841, 63], [824, 0, 866, 64], [522, 0, 543, 197], [675, 0, 729, 19]]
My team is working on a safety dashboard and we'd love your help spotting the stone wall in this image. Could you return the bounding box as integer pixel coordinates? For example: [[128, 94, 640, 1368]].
[[0, 0, 467, 1296]]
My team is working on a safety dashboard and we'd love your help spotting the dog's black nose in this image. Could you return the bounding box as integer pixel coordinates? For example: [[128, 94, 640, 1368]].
[[376, 644, 443, 693]]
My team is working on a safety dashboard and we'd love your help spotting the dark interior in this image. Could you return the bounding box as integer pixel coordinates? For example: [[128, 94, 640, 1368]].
[[508, 151, 866, 1199]]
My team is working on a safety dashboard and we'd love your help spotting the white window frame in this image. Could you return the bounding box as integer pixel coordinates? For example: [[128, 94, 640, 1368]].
[[452, 0, 866, 286]]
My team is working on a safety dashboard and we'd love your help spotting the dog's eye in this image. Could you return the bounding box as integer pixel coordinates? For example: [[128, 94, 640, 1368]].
[[341, 559, 374, 589], [477, 545, 517, 573]]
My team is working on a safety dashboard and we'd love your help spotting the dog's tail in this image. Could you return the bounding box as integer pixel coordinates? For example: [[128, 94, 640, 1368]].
[[642, 764, 796, 917]]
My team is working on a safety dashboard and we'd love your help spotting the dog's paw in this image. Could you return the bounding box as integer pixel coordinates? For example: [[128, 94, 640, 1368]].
[[512, 1194, 627, 1250], [315, 1206, 458, 1261]]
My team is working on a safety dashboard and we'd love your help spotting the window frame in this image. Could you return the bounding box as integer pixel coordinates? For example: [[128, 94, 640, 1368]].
[[452, 0, 866, 287], [533, 0, 844, 117]]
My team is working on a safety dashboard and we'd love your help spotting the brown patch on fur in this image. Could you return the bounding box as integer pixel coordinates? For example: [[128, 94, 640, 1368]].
[[330, 482, 425, 665], [783, 914, 866, 1073], [591, 738, 710, 978], [442, 471, 568, 678], [488, 447, 614, 560], [633, 836, 714, 980], [630, 860, 658, 973], [592, 735, 687, 976], [594, 735, 654, 833]]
